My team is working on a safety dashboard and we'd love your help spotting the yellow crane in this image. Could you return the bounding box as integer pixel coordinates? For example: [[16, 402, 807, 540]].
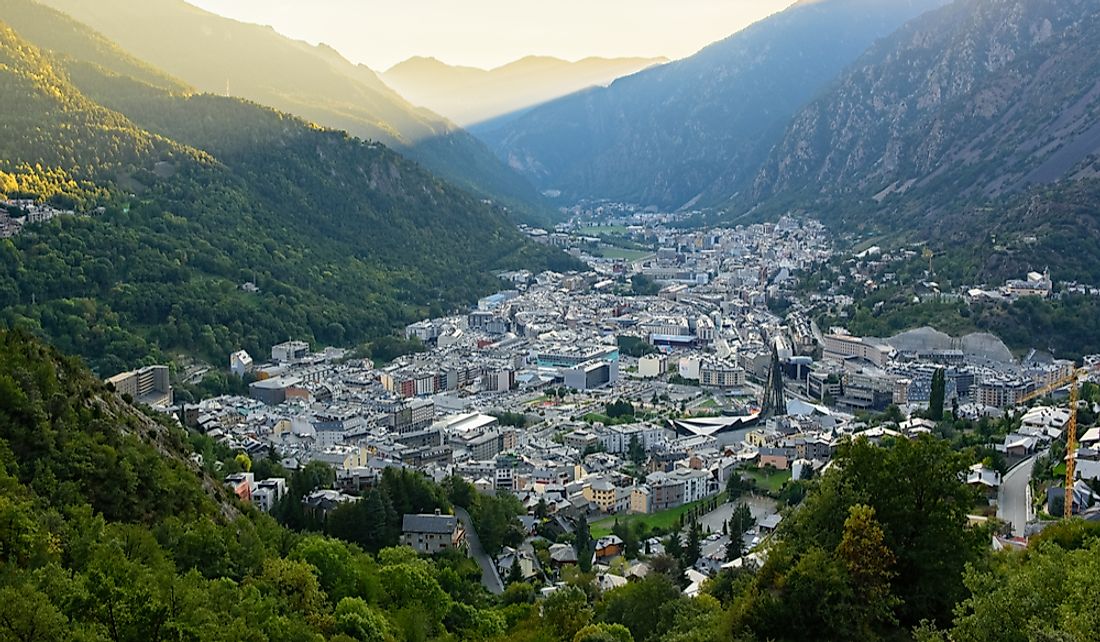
[[1016, 367, 1097, 518], [922, 247, 934, 277]]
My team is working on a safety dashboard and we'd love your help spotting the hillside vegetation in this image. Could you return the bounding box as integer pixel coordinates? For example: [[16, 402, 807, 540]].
[[35, 0, 554, 223], [0, 6, 576, 374]]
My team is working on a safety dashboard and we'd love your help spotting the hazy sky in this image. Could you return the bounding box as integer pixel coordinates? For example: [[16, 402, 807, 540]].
[[186, 0, 797, 71]]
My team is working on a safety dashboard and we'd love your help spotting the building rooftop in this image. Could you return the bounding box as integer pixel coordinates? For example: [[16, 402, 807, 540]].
[[402, 513, 458, 534]]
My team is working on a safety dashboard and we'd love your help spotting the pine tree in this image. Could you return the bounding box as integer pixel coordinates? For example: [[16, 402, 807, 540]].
[[684, 520, 702, 568], [628, 434, 646, 466], [575, 514, 593, 573], [725, 531, 743, 562], [365, 489, 391, 548], [666, 531, 683, 561], [837, 504, 899, 637], [508, 556, 524, 584], [928, 368, 946, 421], [726, 472, 745, 502], [730, 503, 756, 538]]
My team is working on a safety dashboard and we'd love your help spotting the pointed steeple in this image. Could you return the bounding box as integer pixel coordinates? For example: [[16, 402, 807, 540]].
[[762, 345, 786, 417]]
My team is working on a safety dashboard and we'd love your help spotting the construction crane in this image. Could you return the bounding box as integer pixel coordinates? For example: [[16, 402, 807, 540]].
[[922, 247, 934, 277], [1017, 366, 1098, 518]]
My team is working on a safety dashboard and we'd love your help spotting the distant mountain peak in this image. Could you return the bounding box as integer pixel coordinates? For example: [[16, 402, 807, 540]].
[[382, 54, 668, 125], [386, 55, 450, 72], [474, 0, 949, 208]]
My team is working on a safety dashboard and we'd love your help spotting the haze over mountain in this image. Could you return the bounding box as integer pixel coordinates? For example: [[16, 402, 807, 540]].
[[475, 0, 951, 209], [36, 0, 554, 222], [0, 0, 574, 373], [382, 55, 667, 127]]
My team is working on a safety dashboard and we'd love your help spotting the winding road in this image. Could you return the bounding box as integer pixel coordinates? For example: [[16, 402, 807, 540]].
[[998, 455, 1038, 536], [455, 506, 505, 595]]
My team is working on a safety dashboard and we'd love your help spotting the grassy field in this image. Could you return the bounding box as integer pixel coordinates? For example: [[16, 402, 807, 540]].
[[578, 225, 629, 235], [596, 247, 654, 261], [744, 468, 792, 494], [590, 493, 726, 538]]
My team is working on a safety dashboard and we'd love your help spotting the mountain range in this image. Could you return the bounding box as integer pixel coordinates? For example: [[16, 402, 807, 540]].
[[34, 0, 556, 222], [382, 55, 666, 127], [5, 0, 1100, 370], [752, 0, 1100, 211], [474, 0, 952, 209], [0, 0, 576, 373], [466, 0, 1100, 283], [736, 0, 1100, 284]]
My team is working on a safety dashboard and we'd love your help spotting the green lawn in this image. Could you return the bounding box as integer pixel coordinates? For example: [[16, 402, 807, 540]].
[[578, 225, 629, 235], [596, 247, 654, 261], [590, 493, 726, 538], [744, 468, 792, 495]]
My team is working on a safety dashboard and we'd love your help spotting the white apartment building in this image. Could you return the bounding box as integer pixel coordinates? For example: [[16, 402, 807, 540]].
[[638, 354, 668, 378]]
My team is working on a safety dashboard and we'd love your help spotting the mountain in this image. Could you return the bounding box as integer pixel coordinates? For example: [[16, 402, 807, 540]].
[[0, 328, 513, 640], [35, 0, 553, 222], [751, 0, 1100, 215], [382, 55, 667, 127], [0, 1, 575, 374], [475, 0, 950, 209]]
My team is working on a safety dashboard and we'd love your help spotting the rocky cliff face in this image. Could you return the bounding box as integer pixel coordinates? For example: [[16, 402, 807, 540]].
[[753, 0, 1100, 206]]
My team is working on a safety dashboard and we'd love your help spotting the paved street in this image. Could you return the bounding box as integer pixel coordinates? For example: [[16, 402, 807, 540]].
[[455, 506, 505, 594], [695, 495, 777, 559], [696, 493, 777, 535], [998, 455, 1038, 536]]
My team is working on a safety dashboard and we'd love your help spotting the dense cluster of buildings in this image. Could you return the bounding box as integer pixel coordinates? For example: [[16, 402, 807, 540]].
[[151, 218, 837, 528], [122, 208, 1100, 589]]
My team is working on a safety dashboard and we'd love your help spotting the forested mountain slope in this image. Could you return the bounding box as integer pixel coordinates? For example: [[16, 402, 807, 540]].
[[35, 0, 554, 222], [0, 328, 505, 642], [0, 5, 575, 374]]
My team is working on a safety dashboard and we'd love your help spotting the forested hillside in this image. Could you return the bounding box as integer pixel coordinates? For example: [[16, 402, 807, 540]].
[[34, 0, 554, 223], [0, 329, 501, 641], [0, 6, 576, 374]]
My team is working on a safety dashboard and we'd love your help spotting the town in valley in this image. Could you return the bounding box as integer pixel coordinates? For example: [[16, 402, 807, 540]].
[[118, 207, 1100, 595]]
